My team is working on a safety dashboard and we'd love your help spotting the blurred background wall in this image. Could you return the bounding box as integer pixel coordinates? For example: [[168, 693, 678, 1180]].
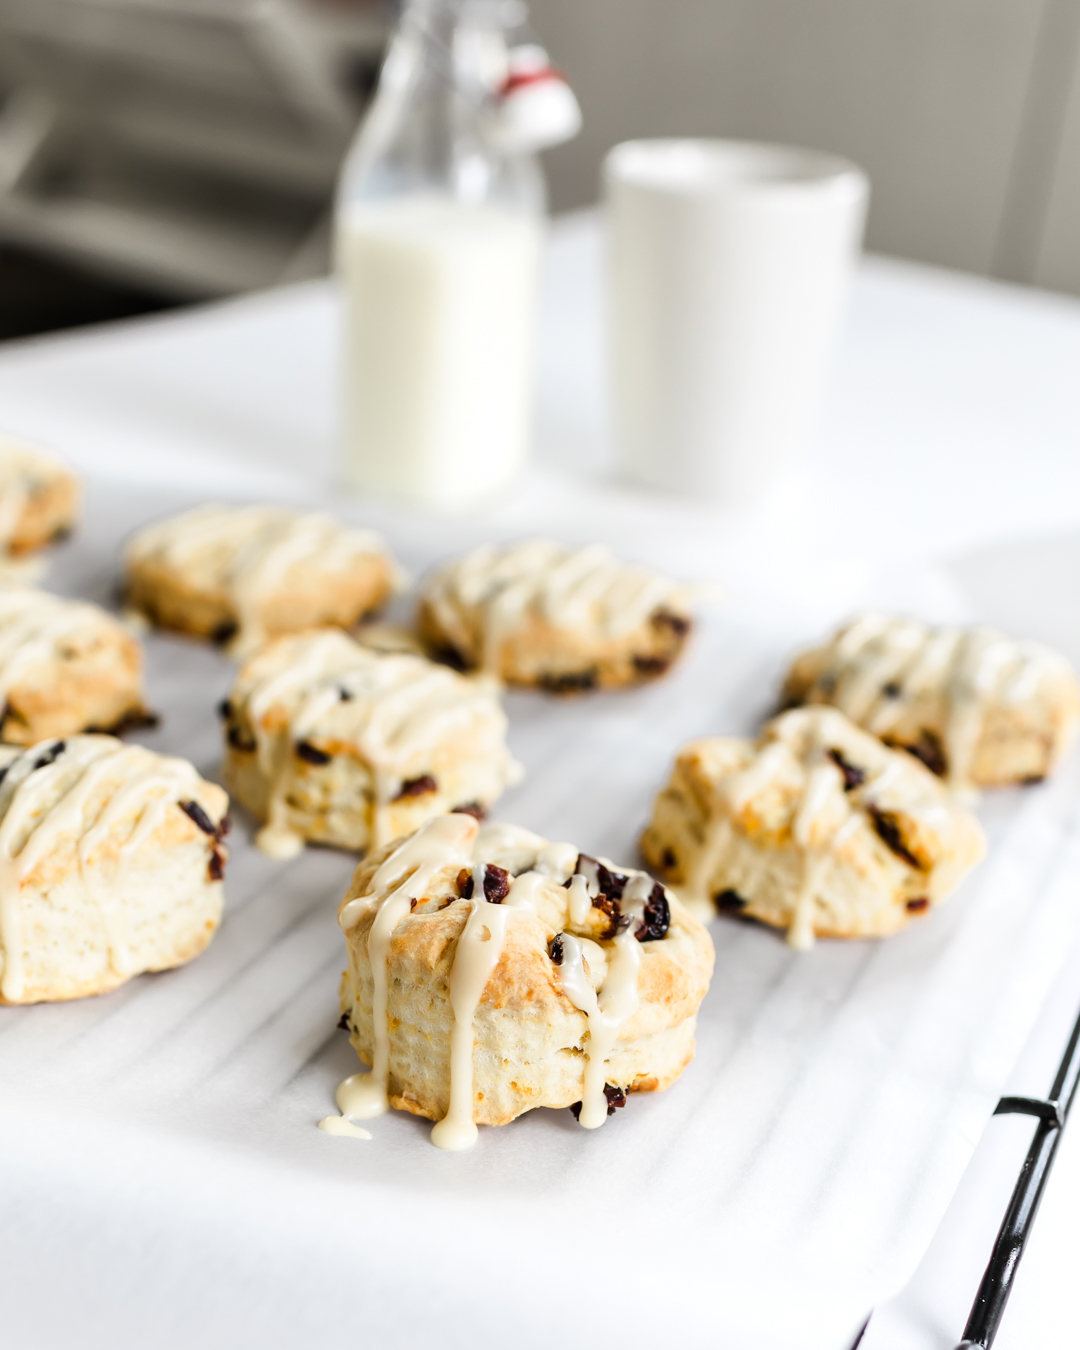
[[2, 0, 1080, 339], [532, 0, 1080, 295]]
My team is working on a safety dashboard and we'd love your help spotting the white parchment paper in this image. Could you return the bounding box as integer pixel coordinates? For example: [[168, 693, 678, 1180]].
[[2, 481, 1080, 1350]]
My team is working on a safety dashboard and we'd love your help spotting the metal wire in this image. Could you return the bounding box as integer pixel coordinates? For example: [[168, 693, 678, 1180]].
[[954, 995, 1080, 1348]]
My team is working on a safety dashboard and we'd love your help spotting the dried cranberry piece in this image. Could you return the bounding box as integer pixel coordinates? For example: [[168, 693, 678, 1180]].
[[906, 897, 930, 912], [882, 681, 902, 698], [179, 799, 215, 835], [433, 643, 468, 672], [570, 1085, 627, 1120], [211, 621, 238, 646], [548, 934, 564, 965], [652, 609, 690, 637], [539, 668, 598, 694], [661, 847, 677, 871], [452, 801, 487, 820], [714, 888, 747, 913], [94, 709, 160, 736], [562, 854, 627, 900], [604, 1084, 627, 1112], [216, 699, 231, 720], [208, 844, 227, 881], [295, 740, 331, 765], [632, 654, 670, 677], [595, 898, 631, 939], [337, 1011, 352, 1032], [226, 725, 256, 753], [635, 882, 670, 942], [562, 854, 631, 939], [827, 748, 866, 791], [869, 806, 923, 870], [483, 865, 510, 903], [902, 729, 947, 778], [394, 774, 437, 800], [33, 742, 65, 771], [456, 864, 510, 903], [598, 865, 627, 903]]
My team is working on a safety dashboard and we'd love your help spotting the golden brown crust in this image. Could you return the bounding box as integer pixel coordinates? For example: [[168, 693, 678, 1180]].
[[0, 590, 150, 746], [126, 550, 396, 646], [418, 597, 692, 692], [8, 473, 80, 555], [417, 540, 694, 692], [0, 737, 228, 1004], [782, 614, 1080, 789], [642, 708, 986, 943], [123, 505, 399, 655], [0, 442, 80, 557], [220, 630, 518, 856], [337, 821, 715, 1127]]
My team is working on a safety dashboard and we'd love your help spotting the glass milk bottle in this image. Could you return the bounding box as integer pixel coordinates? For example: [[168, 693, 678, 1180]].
[[336, 0, 559, 508]]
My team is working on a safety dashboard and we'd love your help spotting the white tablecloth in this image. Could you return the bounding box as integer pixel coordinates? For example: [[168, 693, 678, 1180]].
[[2, 214, 1080, 1349]]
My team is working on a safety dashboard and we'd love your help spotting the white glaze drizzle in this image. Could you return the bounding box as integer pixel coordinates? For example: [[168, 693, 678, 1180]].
[[0, 588, 127, 707], [786, 758, 843, 951], [317, 1115, 372, 1140], [423, 539, 689, 673], [430, 862, 516, 1151], [333, 816, 663, 1147], [803, 614, 1073, 790], [125, 504, 393, 657], [336, 814, 478, 1121], [556, 875, 648, 1128], [0, 440, 68, 554], [0, 737, 213, 1001], [230, 630, 519, 858], [680, 708, 959, 949]]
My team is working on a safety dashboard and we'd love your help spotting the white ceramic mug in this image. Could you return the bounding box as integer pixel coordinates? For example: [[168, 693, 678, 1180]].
[[605, 139, 869, 505]]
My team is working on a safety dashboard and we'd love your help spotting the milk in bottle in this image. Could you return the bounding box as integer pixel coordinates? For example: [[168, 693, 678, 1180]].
[[340, 196, 542, 502], [336, 0, 574, 508]]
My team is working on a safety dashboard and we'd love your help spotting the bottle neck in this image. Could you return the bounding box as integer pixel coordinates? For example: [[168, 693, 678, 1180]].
[[338, 0, 545, 214]]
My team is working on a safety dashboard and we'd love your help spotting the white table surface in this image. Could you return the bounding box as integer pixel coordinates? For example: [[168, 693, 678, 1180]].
[[3, 212, 1080, 1348]]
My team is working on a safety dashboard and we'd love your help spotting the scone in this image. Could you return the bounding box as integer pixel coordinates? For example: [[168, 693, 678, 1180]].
[[0, 735, 228, 1004], [0, 587, 152, 744], [327, 813, 714, 1149], [123, 503, 399, 657], [0, 437, 80, 557], [641, 707, 986, 948], [221, 629, 521, 860], [782, 613, 1080, 792], [418, 539, 694, 691]]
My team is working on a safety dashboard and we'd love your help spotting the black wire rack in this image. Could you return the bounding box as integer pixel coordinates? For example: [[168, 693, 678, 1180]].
[[849, 994, 1080, 1350]]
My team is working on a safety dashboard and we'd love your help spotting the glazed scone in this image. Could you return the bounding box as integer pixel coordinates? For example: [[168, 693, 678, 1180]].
[[222, 629, 521, 860], [0, 587, 151, 745], [641, 707, 986, 948], [0, 735, 228, 1004], [124, 503, 399, 657], [418, 539, 694, 691], [0, 437, 80, 558], [328, 813, 714, 1149], [782, 613, 1080, 792]]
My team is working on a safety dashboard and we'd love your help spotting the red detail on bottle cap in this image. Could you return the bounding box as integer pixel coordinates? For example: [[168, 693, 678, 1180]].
[[500, 67, 566, 98]]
